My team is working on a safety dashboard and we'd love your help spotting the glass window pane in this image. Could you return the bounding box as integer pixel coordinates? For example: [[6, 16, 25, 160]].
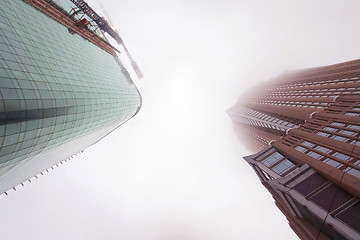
[[315, 146, 331, 154], [332, 152, 351, 162], [271, 159, 295, 175], [261, 152, 284, 167], [323, 158, 343, 168], [307, 151, 323, 160]]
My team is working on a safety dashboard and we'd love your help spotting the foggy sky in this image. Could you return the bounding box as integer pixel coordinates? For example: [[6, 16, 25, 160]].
[[1, 0, 360, 239]]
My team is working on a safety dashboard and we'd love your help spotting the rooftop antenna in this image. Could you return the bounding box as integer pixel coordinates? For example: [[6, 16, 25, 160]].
[[69, 0, 143, 79], [99, 2, 143, 79]]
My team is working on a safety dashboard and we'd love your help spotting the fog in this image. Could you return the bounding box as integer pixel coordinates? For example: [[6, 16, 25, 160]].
[[1, 0, 360, 239]]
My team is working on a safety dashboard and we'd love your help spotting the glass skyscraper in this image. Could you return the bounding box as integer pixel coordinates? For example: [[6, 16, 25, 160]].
[[0, 0, 141, 193]]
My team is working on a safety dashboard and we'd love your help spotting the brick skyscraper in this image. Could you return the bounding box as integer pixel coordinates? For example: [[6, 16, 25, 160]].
[[228, 59, 360, 240]]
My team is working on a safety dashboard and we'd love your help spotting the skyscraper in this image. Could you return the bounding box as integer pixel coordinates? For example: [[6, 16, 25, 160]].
[[229, 60, 360, 239], [0, 0, 141, 194]]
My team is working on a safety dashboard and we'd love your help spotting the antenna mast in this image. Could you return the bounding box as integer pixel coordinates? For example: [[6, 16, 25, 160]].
[[69, 0, 143, 79]]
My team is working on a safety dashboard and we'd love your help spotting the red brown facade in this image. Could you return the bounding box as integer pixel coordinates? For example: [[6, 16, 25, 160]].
[[229, 59, 360, 240]]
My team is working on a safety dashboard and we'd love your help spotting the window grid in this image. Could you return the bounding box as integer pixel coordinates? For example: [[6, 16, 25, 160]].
[[253, 99, 329, 109], [314, 123, 360, 144], [271, 76, 360, 90], [234, 107, 302, 136], [0, 0, 141, 168], [293, 140, 360, 177], [259, 151, 298, 177]]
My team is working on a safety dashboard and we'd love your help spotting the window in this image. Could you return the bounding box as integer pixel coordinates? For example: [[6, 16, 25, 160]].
[[339, 130, 357, 136], [271, 159, 295, 175], [331, 135, 349, 142], [350, 140, 360, 146], [295, 146, 307, 153], [307, 151, 323, 160], [345, 112, 360, 116], [347, 124, 360, 130], [317, 131, 330, 137], [302, 141, 315, 147], [324, 127, 337, 132], [323, 158, 343, 168], [315, 146, 331, 154], [345, 167, 360, 178], [332, 152, 351, 162], [261, 152, 284, 167]]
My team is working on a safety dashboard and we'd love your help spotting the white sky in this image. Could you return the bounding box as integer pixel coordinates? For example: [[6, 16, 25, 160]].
[[1, 0, 360, 239]]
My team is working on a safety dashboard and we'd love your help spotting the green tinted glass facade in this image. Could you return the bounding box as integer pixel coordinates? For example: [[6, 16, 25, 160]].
[[0, 0, 141, 192]]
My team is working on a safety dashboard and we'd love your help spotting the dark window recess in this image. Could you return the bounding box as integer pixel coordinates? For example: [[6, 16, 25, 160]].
[[292, 198, 308, 218], [293, 173, 328, 196], [0, 106, 73, 124], [292, 199, 347, 240], [309, 184, 353, 212], [336, 201, 360, 233]]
